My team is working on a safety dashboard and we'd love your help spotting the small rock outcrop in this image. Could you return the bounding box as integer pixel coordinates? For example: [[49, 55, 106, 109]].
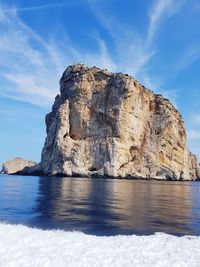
[[39, 64, 200, 180], [1, 157, 39, 175]]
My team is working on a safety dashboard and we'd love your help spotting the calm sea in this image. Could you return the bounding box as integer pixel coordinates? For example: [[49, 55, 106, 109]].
[[0, 174, 200, 236]]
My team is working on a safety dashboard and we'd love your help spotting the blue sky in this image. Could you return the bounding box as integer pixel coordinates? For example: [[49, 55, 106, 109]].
[[0, 0, 200, 166]]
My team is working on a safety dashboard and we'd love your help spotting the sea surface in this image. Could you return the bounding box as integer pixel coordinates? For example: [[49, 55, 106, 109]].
[[0, 174, 200, 236]]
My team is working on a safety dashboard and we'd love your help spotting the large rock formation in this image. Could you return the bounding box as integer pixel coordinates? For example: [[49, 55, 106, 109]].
[[1, 157, 38, 175], [40, 64, 200, 180]]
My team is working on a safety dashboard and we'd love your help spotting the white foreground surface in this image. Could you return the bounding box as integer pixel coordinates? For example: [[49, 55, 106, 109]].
[[0, 223, 200, 267]]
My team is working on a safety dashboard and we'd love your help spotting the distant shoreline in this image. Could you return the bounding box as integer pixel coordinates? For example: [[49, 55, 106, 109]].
[[2, 173, 200, 182]]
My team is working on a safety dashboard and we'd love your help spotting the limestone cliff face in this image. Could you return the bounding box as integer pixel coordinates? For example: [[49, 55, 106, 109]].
[[41, 64, 200, 180]]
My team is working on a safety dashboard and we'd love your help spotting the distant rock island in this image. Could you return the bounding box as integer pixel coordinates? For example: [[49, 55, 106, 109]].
[[1, 157, 39, 175], [2, 64, 200, 180]]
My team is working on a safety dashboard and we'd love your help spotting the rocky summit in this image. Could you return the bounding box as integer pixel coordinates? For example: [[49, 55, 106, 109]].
[[40, 64, 200, 180]]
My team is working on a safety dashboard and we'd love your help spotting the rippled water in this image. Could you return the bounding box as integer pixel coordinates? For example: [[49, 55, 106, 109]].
[[0, 174, 200, 236]]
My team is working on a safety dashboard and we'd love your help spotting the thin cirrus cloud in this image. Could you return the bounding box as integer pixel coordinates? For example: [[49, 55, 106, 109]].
[[87, 0, 184, 103], [147, 0, 172, 44], [0, 6, 64, 106], [172, 45, 200, 75], [188, 129, 200, 139], [86, 0, 156, 78], [0, 0, 184, 107], [191, 115, 200, 125], [1, 0, 81, 12], [187, 114, 200, 143], [147, 0, 185, 44], [0, 0, 193, 109], [0, 4, 115, 106]]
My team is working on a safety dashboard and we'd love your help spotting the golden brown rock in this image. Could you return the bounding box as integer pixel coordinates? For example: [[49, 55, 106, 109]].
[[40, 64, 200, 180]]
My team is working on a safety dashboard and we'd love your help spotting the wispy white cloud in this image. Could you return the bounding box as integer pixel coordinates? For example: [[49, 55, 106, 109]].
[[4, 73, 55, 98], [87, 0, 185, 102], [81, 39, 117, 71], [0, 0, 190, 108], [0, 7, 62, 105], [171, 45, 200, 75], [87, 0, 153, 81], [188, 129, 200, 139], [0, 6, 9, 22], [191, 114, 200, 125], [147, 0, 184, 44], [148, 0, 171, 44], [1, 1, 80, 13], [0, 5, 116, 106]]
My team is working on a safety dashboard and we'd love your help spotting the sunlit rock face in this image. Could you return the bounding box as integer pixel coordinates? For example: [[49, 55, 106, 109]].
[[40, 64, 200, 180]]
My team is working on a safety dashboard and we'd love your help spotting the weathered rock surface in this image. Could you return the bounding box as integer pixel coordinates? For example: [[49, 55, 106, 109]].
[[1, 157, 39, 175], [40, 64, 200, 180]]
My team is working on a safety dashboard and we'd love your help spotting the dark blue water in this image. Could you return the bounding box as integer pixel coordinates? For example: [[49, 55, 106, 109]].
[[0, 174, 200, 236]]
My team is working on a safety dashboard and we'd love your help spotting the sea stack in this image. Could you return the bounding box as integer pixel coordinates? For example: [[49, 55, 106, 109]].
[[40, 64, 200, 180]]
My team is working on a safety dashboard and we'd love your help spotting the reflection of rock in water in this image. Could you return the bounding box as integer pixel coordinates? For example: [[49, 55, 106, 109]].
[[33, 177, 194, 235], [108, 180, 193, 235], [34, 177, 123, 234], [35, 177, 92, 224]]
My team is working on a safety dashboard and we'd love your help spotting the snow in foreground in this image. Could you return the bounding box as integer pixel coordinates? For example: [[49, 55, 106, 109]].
[[0, 224, 200, 267]]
